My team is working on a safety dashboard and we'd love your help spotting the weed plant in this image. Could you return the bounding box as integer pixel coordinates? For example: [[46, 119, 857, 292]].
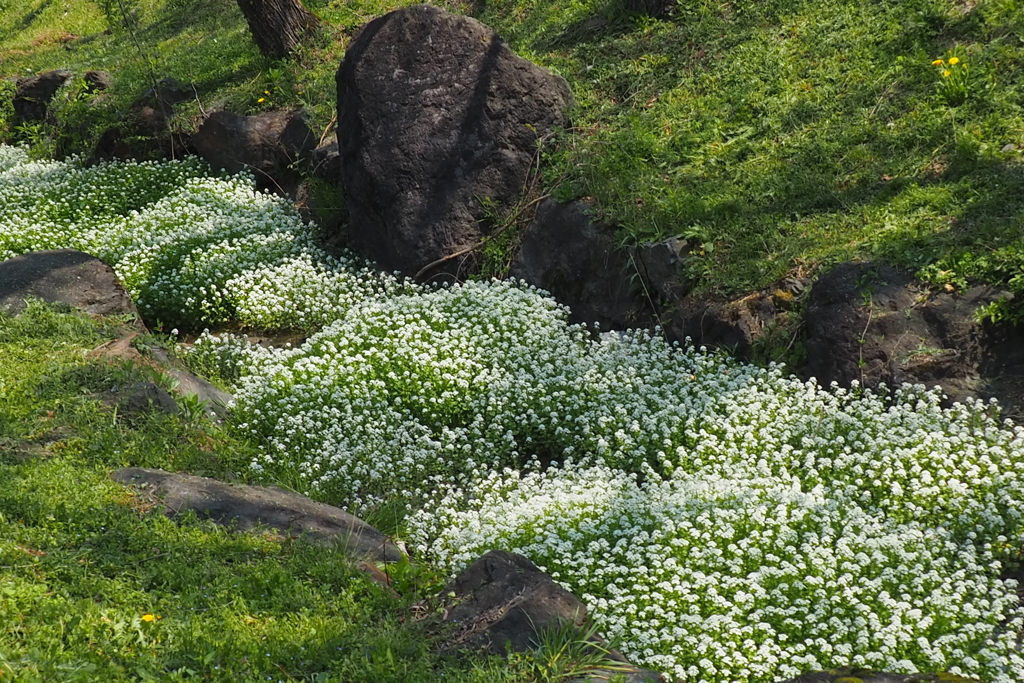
[[2, 150, 1024, 681]]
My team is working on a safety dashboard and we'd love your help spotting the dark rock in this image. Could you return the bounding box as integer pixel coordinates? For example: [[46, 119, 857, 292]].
[[191, 109, 315, 196], [634, 236, 692, 301], [510, 198, 655, 330], [83, 70, 113, 93], [441, 549, 588, 654], [668, 292, 776, 357], [14, 69, 73, 124], [336, 4, 573, 279], [105, 381, 180, 416], [803, 260, 1024, 420], [0, 250, 139, 319], [623, 0, 676, 17], [778, 667, 978, 683], [309, 139, 340, 184], [92, 78, 192, 162], [440, 550, 664, 681], [111, 467, 403, 562]]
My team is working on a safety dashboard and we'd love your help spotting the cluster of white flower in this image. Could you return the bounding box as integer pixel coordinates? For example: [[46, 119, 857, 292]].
[[410, 465, 1024, 681], [3, 146, 1022, 682], [0, 146, 398, 331]]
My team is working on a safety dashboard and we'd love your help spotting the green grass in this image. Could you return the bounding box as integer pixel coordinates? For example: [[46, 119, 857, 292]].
[[0, 302, 537, 682], [2, 0, 1023, 304]]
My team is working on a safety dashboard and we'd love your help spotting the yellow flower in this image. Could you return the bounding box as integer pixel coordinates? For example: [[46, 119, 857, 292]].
[[142, 614, 155, 622], [264, 90, 270, 95], [257, 97, 265, 103], [948, 56, 960, 65], [943, 70, 951, 77], [932, 59, 944, 66]]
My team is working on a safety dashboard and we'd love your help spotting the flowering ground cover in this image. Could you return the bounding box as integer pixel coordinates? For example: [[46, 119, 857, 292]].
[[1, 146, 1022, 682], [0, 302, 524, 683]]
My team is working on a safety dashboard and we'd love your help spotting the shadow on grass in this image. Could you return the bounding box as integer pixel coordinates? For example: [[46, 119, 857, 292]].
[[11, 0, 56, 35]]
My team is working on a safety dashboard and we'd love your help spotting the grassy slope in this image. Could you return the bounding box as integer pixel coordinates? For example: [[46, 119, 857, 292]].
[[0, 303, 522, 682], [1, 0, 1023, 297]]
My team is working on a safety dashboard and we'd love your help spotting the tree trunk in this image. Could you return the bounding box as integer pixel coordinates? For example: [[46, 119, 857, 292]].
[[236, 0, 319, 59]]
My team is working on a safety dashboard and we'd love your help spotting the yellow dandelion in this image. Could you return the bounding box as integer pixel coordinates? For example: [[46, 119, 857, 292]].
[[932, 59, 944, 66], [264, 90, 270, 95], [257, 97, 265, 103], [142, 614, 155, 622], [943, 70, 951, 77], [948, 56, 960, 65]]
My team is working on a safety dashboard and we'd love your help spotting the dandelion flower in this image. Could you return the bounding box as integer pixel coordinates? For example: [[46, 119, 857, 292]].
[[932, 59, 944, 66], [943, 70, 951, 77], [142, 614, 155, 622], [257, 98, 265, 103], [948, 57, 960, 65]]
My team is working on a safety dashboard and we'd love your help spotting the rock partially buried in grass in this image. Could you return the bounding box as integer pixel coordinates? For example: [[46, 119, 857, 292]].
[[111, 467, 403, 563], [510, 198, 656, 331], [0, 249, 140, 320], [14, 69, 73, 124], [438, 550, 662, 682], [440, 549, 587, 654], [103, 381, 180, 417]]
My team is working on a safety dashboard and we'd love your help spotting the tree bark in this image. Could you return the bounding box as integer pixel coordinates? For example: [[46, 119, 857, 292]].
[[235, 0, 319, 59]]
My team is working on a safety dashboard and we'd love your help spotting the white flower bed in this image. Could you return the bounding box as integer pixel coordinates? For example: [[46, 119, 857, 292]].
[[410, 465, 1024, 681], [2, 145, 1022, 682], [0, 145, 402, 331]]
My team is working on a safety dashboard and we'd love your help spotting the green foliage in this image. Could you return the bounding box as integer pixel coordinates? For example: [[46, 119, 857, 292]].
[[2, 0, 1024, 311], [0, 78, 15, 139], [97, 0, 142, 33], [0, 303, 534, 683], [514, 618, 631, 682], [932, 54, 970, 107]]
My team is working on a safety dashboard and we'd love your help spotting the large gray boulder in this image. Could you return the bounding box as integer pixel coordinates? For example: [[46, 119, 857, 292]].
[[335, 5, 573, 279], [0, 250, 139, 319], [111, 467, 403, 562]]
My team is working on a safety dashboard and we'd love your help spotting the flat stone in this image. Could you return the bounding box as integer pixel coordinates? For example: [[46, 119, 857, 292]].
[[0, 250, 139, 319], [111, 467, 403, 563]]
